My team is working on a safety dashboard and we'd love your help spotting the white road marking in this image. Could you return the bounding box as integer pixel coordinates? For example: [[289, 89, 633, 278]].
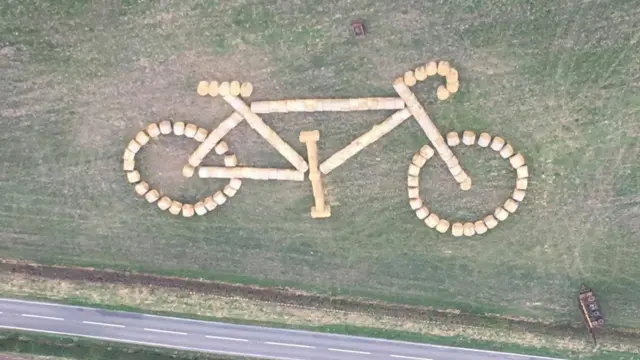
[[265, 341, 315, 349], [205, 335, 249, 342], [143, 328, 187, 335], [21, 314, 64, 321], [82, 321, 125, 328], [391, 355, 433, 360], [328, 348, 371, 355]]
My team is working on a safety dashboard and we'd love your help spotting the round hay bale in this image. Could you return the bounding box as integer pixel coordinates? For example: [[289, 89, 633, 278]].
[[453, 170, 468, 183], [415, 206, 429, 220], [446, 68, 459, 83], [474, 220, 488, 234], [460, 177, 472, 191], [517, 165, 529, 179], [197, 81, 209, 96], [446, 132, 460, 146], [494, 207, 509, 221], [127, 139, 141, 154], [223, 184, 238, 197], [490, 136, 505, 151], [224, 154, 238, 167], [173, 121, 185, 136], [437, 85, 450, 101], [134, 181, 149, 196], [424, 213, 439, 228], [437, 61, 451, 76], [477, 133, 491, 147], [159, 120, 172, 135], [484, 215, 499, 229], [504, 198, 519, 213], [123, 159, 135, 171], [451, 222, 464, 237], [194, 201, 207, 216], [463, 222, 476, 237], [414, 66, 427, 81], [169, 200, 183, 215], [435, 219, 450, 233], [516, 178, 528, 190], [229, 81, 241, 96], [240, 82, 253, 97], [194, 128, 209, 142], [135, 131, 150, 146], [403, 71, 417, 87], [184, 123, 198, 138], [204, 196, 218, 211], [509, 153, 525, 168], [407, 175, 419, 188], [213, 191, 227, 205], [208, 81, 219, 97], [157, 196, 172, 211], [219, 82, 230, 96], [445, 81, 459, 94], [462, 130, 476, 145], [408, 187, 420, 199], [412, 153, 427, 168], [425, 61, 438, 76], [214, 141, 229, 155], [146, 123, 161, 138], [123, 149, 135, 161], [409, 198, 423, 210], [419, 145, 435, 159], [228, 178, 242, 190], [408, 164, 420, 177], [145, 189, 160, 203], [126, 170, 141, 183], [448, 164, 463, 176], [512, 189, 526, 202], [182, 204, 195, 218], [499, 143, 514, 159], [182, 164, 195, 178]]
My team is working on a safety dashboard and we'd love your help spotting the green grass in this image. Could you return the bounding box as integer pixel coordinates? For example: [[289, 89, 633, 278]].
[[1, 0, 639, 333]]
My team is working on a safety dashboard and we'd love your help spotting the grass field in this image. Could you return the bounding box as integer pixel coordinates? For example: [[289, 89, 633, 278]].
[[1, 0, 639, 332]]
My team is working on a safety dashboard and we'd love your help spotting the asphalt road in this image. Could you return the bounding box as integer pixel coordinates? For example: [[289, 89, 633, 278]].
[[0, 298, 563, 360]]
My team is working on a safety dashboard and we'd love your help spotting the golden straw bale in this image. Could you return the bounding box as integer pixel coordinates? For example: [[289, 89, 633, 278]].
[[448, 164, 463, 176], [208, 81, 219, 97], [474, 220, 488, 234], [512, 189, 526, 202], [223, 184, 238, 197], [159, 120, 172, 135], [451, 222, 463, 237], [224, 154, 238, 167], [414, 66, 427, 81], [134, 181, 149, 196], [194, 201, 207, 216], [445, 156, 459, 169], [425, 61, 438, 76], [135, 131, 150, 146], [477, 133, 491, 147], [408, 187, 420, 199], [146, 123, 161, 138], [127, 139, 141, 153], [184, 123, 198, 138], [484, 215, 499, 229], [403, 71, 417, 87], [182, 164, 195, 178], [509, 153, 525, 168], [214, 141, 229, 155], [194, 128, 209, 142], [494, 207, 509, 221], [407, 175, 419, 188], [169, 200, 183, 215], [504, 198, 519, 213], [408, 164, 420, 176], [462, 130, 476, 146], [409, 198, 423, 210], [490, 136, 505, 151], [419, 145, 435, 159], [463, 222, 476, 237], [213, 191, 227, 205], [173, 121, 185, 136], [499, 143, 514, 159], [446, 68, 459, 83], [181, 204, 195, 218], [446, 81, 459, 94], [435, 219, 450, 233], [123, 149, 135, 161], [228, 178, 242, 190], [460, 178, 472, 191], [145, 189, 160, 203], [157, 196, 172, 211], [204, 196, 218, 211], [240, 82, 253, 97], [446, 132, 460, 146], [126, 170, 140, 183], [415, 206, 429, 220], [197, 81, 209, 96], [219, 82, 230, 96], [436, 85, 450, 101], [424, 213, 439, 228], [412, 153, 427, 168], [517, 165, 529, 178], [437, 61, 451, 76], [229, 81, 241, 96], [516, 178, 528, 190], [454, 170, 469, 183], [123, 159, 135, 171]]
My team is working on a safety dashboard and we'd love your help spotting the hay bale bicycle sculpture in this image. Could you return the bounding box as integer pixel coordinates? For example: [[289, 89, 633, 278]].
[[123, 60, 529, 237]]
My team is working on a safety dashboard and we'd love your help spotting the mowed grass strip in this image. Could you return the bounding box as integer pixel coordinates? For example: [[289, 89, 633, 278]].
[[0, 0, 639, 328]]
